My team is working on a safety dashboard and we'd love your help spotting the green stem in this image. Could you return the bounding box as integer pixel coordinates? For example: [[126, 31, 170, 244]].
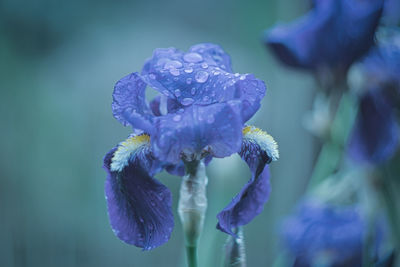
[[178, 160, 208, 267], [307, 91, 358, 191], [186, 246, 198, 267]]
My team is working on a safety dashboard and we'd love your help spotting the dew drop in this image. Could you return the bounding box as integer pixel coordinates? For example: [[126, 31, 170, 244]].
[[181, 97, 194, 106], [234, 73, 240, 77], [162, 90, 170, 96], [201, 62, 208, 69], [169, 68, 180, 76], [202, 95, 210, 102], [195, 71, 209, 83], [183, 52, 203, 63], [184, 67, 193, 73], [213, 70, 220, 76], [207, 114, 215, 124], [149, 73, 156, 79], [174, 89, 181, 97], [240, 74, 246, 80], [165, 60, 183, 69], [186, 78, 192, 84], [173, 114, 182, 122], [191, 87, 196, 95]]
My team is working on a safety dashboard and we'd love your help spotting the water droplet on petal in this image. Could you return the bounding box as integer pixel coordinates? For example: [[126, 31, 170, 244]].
[[184, 67, 193, 73], [169, 68, 180, 76], [183, 52, 203, 63], [149, 73, 156, 79], [195, 71, 209, 83], [234, 73, 240, 77], [213, 70, 220, 76], [165, 60, 183, 69], [201, 62, 208, 69], [186, 78, 192, 84], [173, 114, 182, 122], [174, 89, 181, 97], [207, 114, 215, 124], [181, 97, 194, 106], [162, 90, 171, 96], [202, 95, 210, 102], [240, 74, 246, 80], [191, 88, 196, 95]]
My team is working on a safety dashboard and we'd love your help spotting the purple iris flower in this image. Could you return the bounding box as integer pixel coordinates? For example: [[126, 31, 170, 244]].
[[282, 201, 366, 267], [103, 43, 279, 250], [348, 43, 400, 164], [264, 0, 384, 74]]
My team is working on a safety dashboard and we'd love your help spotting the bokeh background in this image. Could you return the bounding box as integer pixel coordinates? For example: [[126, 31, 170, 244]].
[[0, 0, 317, 266]]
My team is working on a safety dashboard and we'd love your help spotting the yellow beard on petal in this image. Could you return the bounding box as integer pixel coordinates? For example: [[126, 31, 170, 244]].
[[110, 134, 150, 172], [242, 126, 279, 161]]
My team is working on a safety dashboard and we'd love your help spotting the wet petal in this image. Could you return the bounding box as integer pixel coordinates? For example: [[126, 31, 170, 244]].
[[265, 0, 383, 71], [348, 90, 399, 164], [103, 134, 174, 250], [189, 43, 233, 72], [112, 72, 154, 133], [217, 126, 279, 235], [151, 101, 243, 163], [141, 44, 266, 122]]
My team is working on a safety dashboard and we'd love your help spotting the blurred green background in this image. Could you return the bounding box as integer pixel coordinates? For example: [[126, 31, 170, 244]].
[[0, 0, 317, 266]]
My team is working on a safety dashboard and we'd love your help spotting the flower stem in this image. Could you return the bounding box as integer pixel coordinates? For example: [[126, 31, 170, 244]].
[[186, 246, 198, 267], [223, 228, 247, 267], [307, 91, 358, 191], [178, 160, 208, 267]]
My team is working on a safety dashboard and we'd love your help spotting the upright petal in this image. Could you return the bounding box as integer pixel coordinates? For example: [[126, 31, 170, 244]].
[[189, 43, 233, 72], [348, 90, 399, 164], [103, 134, 174, 250], [112, 72, 154, 133], [151, 101, 243, 163], [217, 126, 279, 235], [141, 44, 266, 122]]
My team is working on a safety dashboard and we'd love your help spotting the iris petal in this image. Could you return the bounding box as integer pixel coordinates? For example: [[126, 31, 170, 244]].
[[112, 72, 154, 133], [103, 135, 174, 250], [151, 101, 243, 163], [141, 44, 266, 122], [348, 90, 399, 164], [265, 0, 383, 71], [217, 126, 279, 235]]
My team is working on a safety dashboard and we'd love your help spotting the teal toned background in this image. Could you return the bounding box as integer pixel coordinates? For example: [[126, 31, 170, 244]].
[[0, 0, 316, 266]]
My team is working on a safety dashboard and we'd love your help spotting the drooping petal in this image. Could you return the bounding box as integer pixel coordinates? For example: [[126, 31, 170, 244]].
[[265, 0, 384, 71], [348, 90, 399, 164], [217, 126, 279, 235], [151, 101, 243, 164], [112, 72, 154, 133], [103, 134, 174, 250], [141, 44, 266, 122]]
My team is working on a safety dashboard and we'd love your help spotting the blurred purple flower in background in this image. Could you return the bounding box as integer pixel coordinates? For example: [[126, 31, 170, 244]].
[[103, 44, 278, 250], [264, 0, 384, 76], [282, 200, 367, 267], [348, 42, 400, 164]]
